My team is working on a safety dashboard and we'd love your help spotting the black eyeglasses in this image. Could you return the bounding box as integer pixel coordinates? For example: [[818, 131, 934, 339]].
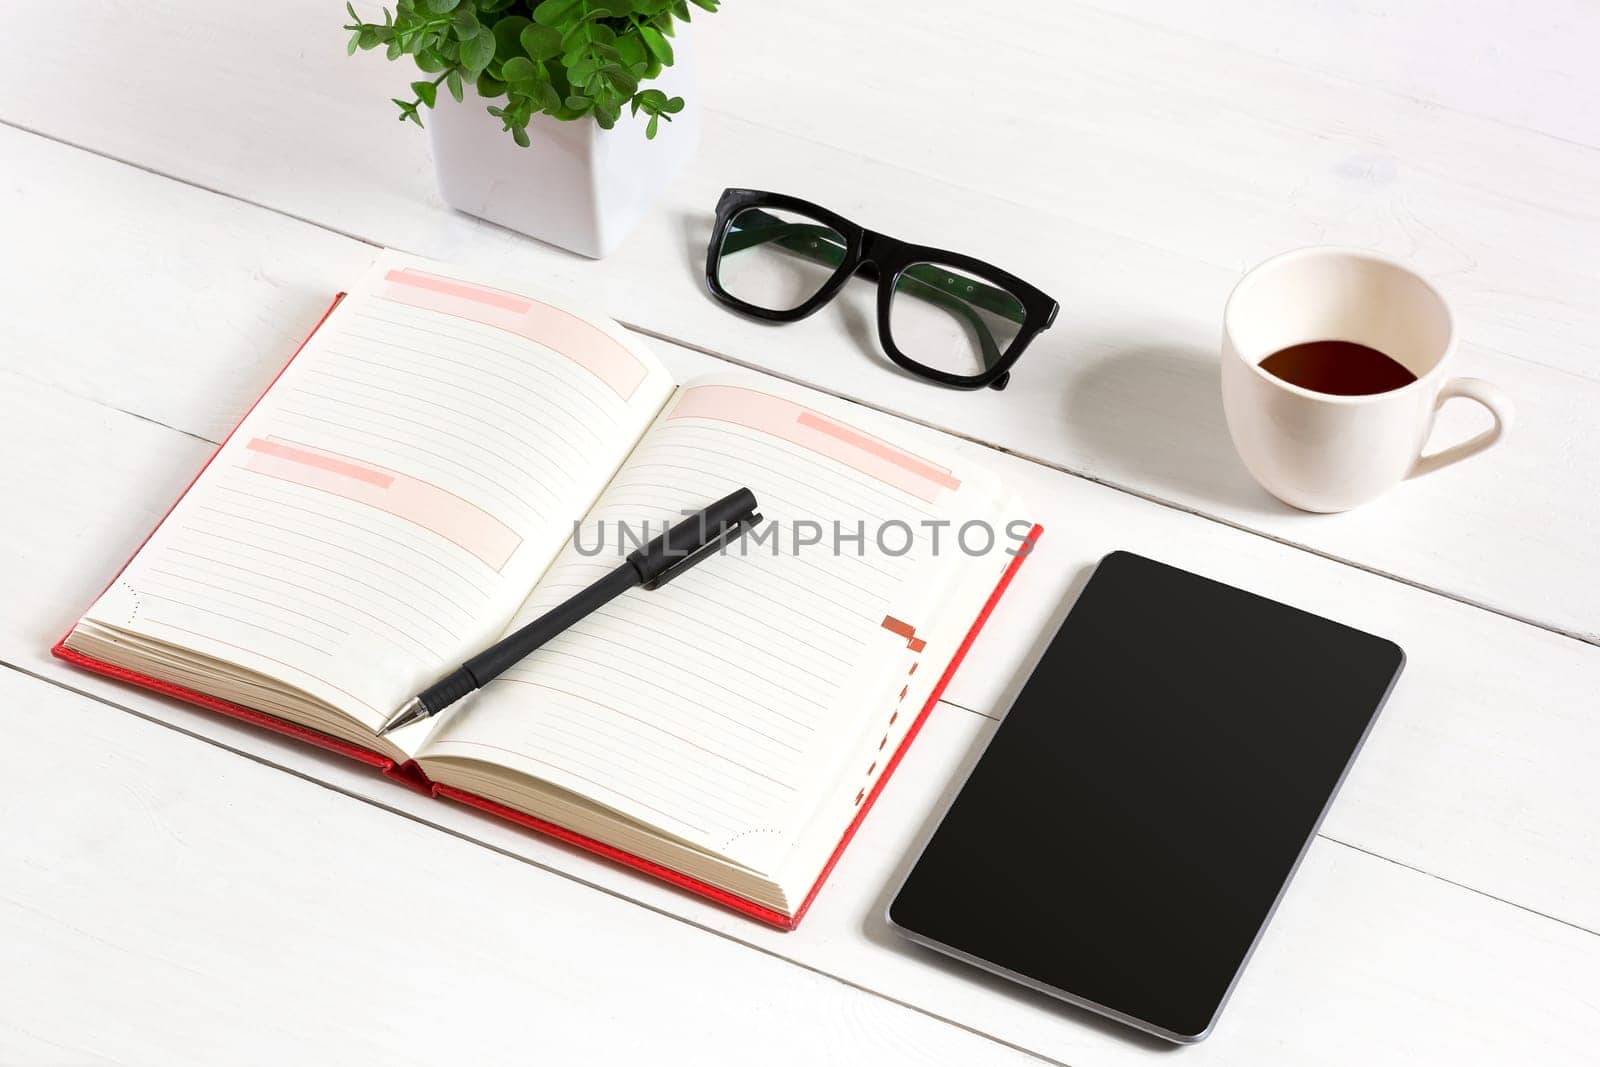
[[704, 189, 1059, 391]]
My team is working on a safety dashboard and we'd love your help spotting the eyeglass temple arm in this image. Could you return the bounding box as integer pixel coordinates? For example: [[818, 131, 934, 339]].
[[724, 213, 1024, 384]]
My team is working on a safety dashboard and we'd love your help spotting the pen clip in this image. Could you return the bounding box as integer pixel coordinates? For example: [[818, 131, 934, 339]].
[[641, 511, 762, 590]]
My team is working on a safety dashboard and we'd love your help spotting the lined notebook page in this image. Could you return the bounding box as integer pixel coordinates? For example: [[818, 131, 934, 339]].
[[421, 373, 1005, 869], [80, 250, 675, 731]]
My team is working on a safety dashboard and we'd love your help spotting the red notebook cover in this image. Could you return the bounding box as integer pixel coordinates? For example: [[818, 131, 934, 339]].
[[51, 294, 1041, 930]]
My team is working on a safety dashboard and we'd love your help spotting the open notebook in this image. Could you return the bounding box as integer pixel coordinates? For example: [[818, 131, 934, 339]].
[[56, 250, 1038, 927]]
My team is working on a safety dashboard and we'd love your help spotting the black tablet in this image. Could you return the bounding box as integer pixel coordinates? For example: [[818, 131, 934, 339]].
[[887, 551, 1404, 1043]]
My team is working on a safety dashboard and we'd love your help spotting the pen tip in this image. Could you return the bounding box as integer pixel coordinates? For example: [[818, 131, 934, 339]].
[[378, 696, 430, 737]]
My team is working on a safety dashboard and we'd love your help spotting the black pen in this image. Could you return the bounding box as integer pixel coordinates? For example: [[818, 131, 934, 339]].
[[379, 487, 762, 736]]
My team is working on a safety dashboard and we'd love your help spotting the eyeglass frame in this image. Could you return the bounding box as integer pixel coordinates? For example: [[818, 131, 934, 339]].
[[703, 188, 1060, 391]]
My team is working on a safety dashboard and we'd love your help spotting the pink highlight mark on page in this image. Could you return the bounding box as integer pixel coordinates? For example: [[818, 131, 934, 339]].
[[242, 437, 522, 570], [380, 268, 647, 399], [243, 437, 394, 488], [381, 269, 532, 313], [667, 385, 961, 503], [794, 413, 961, 492]]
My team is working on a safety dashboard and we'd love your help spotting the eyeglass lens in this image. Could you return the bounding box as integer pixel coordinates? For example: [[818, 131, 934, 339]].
[[889, 262, 1025, 379], [716, 206, 848, 312]]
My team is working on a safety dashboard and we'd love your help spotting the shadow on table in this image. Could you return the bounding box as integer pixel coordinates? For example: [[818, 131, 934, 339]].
[[682, 211, 1265, 523], [1057, 340, 1289, 518], [861, 563, 1179, 1054]]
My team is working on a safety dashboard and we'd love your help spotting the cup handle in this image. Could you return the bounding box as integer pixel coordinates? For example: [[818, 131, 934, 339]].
[[1409, 377, 1515, 479]]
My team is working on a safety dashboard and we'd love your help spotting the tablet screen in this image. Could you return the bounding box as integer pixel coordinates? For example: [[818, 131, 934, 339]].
[[888, 551, 1404, 1042]]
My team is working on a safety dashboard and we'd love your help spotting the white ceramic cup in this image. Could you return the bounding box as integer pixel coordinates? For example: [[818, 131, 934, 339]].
[[1221, 247, 1513, 513]]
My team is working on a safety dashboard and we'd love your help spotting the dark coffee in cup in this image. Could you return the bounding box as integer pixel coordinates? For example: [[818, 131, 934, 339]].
[[1258, 340, 1417, 397]]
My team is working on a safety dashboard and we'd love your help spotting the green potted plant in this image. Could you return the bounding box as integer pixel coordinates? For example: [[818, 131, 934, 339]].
[[344, 0, 720, 257]]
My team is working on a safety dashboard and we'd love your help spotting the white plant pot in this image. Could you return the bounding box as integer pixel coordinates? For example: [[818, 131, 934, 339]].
[[426, 40, 698, 259]]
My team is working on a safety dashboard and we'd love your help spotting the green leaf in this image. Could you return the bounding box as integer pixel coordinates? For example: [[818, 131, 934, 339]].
[[560, 19, 615, 55], [604, 66, 639, 96], [564, 95, 594, 113], [532, 0, 583, 26], [492, 14, 531, 57], [614, 33, 647, 67], [410, 79, 438, 107], [414, 47, 446, 72], [502, 92, 530, 117], [512, 124, 531, 147], [646, 113, 659, 138], [476, 71, 507, 97], [347, 33, 361, 55], [422, 0, 460, 12], [450, 7, 479, 38], [661, 94, 685, 114], [500, 56, 539, 83], [459, 27, 496, 73], [446, 67, 464, 101], [520, 23, 563, 60], [392, 98, 425, 126], [567, 56, 602, 83], [638, 25, 672, 65]]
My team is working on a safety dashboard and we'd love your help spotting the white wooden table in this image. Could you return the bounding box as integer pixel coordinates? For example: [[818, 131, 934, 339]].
[[2, 2, 1597, 1063]]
